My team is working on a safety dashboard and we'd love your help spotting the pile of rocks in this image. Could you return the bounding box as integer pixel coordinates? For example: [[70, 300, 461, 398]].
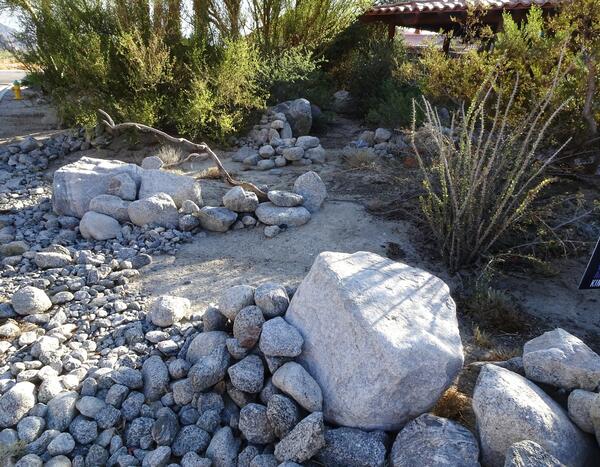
[[2, 245, 600, 467], [345, 128, 409, 160], [234, 99, 325, 171], [54, 157, 327, 241], [0, 132, 88, 174]]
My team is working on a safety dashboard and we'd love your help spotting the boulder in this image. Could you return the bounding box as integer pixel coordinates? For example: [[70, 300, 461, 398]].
[[33, 251, 71, 269], [274, 412, 325, 463], [128, 193, 179, 228], [295, 136, 320, 150], [331, 90, 354, 114], [293, 171, 326, 213], [283, 147, 304, 162], [267, 191, 303, 208], [317, 427, 386, 467], [11, 286, 52, 316], [197, 207, 237, 232], [272, 362, 322, 413], [142, 156, 164, 170], [504, 440, 566, 467], [568, 389, 598, 433], [222, 187, 259, 213], [390, 414, 479, 467], [52, 157, 143, 218], [186, 331, 229, 364], [0, 382, 36, 428], [305, 146, 326, 164], [523, 328, 600, 391], [259, 145, 275, 159], [255, 203, 311, 227], [106, 173, 137, 200], [285, 251, 464, 430], [138, 169, 202, 208], [79, 211, 121, 241], [89, 194, 131, 222], [274, 99, 312, 136], [473, 364, 597, 467], [149, 296, 191, 327], [374, 128, 392, 143]]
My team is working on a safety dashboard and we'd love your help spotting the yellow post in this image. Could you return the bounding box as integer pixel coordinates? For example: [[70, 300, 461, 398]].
[[12, 81, 22, 100]]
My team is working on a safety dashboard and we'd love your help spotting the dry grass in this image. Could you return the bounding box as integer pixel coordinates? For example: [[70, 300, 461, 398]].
[[472, 325, 493, 349], [464, 286, 528, 334], [156, 145, 183, 165], [342, 148, 377, 169], [196, 166, 221, 179], [432, 386, 475, 429], [481, 346, 521, 362]]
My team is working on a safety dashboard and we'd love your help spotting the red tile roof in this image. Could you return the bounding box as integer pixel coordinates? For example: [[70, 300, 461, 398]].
[[364, 0, 563, 17]]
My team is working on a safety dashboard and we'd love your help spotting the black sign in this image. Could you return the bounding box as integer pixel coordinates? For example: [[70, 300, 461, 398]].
[[579, 238, 600, 290]]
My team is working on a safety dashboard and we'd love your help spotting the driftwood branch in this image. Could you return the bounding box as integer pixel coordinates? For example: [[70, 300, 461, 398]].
[[97, 109, 268, 201]]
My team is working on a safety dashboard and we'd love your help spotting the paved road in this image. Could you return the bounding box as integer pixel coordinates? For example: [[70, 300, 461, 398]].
[[0, 69, 26, 84]]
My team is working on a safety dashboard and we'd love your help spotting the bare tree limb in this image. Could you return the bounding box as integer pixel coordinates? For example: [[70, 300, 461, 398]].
[[97, 109, 268, 201]]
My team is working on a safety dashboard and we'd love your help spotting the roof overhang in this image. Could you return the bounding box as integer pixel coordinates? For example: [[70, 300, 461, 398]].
[[360, 1, 563, 33]]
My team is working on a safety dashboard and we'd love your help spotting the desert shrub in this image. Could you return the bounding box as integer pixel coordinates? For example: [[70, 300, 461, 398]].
[[171, 39, 266, 143], [418, 5, 599, 148], [325, 22, 421, 127], [412, 72, 570, 272], [250, 0, 369, 53], [260, 46, 331, 105]]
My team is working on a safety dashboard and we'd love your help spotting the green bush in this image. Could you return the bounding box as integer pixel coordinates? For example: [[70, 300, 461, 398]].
[[325, 22, 421, 128], [171, 39, 266, 143], [417, 5, 599, 147]]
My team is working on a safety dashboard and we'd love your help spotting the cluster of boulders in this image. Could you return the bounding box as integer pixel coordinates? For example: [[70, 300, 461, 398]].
[[2, 236, 600, 466], [54, 156, 327, 241], [234, 99, 325, 171], [346, 128, 409, 160]]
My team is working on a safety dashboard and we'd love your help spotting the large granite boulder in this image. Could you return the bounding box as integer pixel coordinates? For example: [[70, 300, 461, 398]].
[[473, 364, 597, 467], [274, 99, 312, 136], [285, 251, 464, 430], [138, 170, 202, 208], [390, 414, 480, 467], [79, 211, 121, 241], [255, 203, 311, 227], [52, 157, 143, 218], [128, 193, 179, 228], [523, 328, 600, 391]]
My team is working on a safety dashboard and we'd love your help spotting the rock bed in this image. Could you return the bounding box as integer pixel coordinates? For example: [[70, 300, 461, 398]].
[[2, 132, 600, 467], [233, 99, 325, 172]]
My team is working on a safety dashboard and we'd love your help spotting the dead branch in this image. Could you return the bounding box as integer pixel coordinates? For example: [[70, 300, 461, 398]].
[[97, 109, 268, 201]]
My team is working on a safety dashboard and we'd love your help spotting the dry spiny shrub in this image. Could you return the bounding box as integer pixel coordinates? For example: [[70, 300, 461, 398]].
[[412, 64, 571, 272]]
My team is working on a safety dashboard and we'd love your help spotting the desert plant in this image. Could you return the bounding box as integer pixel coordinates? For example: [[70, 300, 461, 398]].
[[412, 69, 571, 273]]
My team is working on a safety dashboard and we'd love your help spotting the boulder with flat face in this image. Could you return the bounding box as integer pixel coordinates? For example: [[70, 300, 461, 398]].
[[52, 157, 143, 218], [523, 328, 600, 391], [473, 364, 597, 467], [285, 251, 464, 430], [138, 169, 202, 208]]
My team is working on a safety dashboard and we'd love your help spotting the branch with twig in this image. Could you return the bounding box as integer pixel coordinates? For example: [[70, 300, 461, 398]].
[[97, 109, 268, 201]]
